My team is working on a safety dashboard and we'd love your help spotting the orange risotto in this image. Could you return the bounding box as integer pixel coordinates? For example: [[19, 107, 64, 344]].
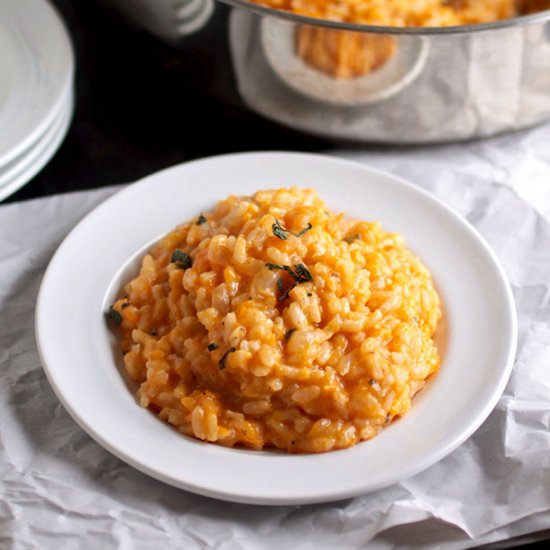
[[249, 0, 549, 26], [109, 188, 441, 453]]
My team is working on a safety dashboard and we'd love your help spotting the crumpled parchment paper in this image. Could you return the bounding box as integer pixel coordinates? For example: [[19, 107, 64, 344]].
[[1, 123, 550, 549]]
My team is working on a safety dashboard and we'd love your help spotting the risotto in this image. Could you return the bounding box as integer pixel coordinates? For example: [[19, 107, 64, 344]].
[[250, 0, 550, 27], [295, 26, 397, 79], [271, 1, 550, 80], [109, 188, 441, 453]]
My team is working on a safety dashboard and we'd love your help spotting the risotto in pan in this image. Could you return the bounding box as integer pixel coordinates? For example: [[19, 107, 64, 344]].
[[249, 0, 550, 27], [109, 188, 441, 453], [258, 1, 550, 80]]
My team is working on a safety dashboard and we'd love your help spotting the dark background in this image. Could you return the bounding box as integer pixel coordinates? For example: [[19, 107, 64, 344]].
[[5, 0, 329, 204], [4, 1, 550, 547]]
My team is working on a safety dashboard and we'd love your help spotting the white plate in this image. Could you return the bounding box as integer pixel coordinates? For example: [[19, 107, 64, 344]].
[[0, 92, 73, 202], [0, 0, 74, 167], [0, 90, 73, 186], [35, 153, 517, 505]]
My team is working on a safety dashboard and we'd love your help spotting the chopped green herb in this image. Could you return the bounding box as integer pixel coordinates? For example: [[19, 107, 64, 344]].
[[197, 213, 207, 225], [294, 223, 313, 237], [266, 262, 287, 271], [285, 328, 296, 340], [272, 219, 313, 240], [171, 249, 192, 269], [207, 343, 218, 351], [286, 268, 301, 283], [266, 262, 299, 281], [108, 306, 122, 326], [266, 262, 313, 283], [272, 220, 288, 240], [294, 263, 312, 282], [268, 262, 314, 300], [219, 347, 236, 370], [344, 234, 360, 244]]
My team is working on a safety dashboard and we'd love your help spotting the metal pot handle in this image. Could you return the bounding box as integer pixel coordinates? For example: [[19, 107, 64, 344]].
[[100, 0, 214, 45]]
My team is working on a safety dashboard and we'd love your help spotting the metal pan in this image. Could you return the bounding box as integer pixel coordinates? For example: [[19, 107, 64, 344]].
[[100, 0, 550, 143]]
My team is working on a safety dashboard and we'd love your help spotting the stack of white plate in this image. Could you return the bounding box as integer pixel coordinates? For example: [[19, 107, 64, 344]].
[[0, 0, 74, 202]]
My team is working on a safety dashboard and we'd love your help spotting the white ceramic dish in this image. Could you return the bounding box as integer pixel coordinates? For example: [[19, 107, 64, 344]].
[[0, 93, 73, 202], [36, 152, 517, 505], [0, 0, 74, 167], [0, 91, 73, 186]]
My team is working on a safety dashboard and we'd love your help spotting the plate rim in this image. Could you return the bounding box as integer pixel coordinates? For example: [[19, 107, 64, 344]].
[[0, 92, 73, 202], [0, 88, 72, 185], [35, 151, 518, 505]]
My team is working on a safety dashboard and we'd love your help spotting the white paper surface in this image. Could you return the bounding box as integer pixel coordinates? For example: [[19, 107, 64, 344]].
[[1, 124, 550, 548]]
